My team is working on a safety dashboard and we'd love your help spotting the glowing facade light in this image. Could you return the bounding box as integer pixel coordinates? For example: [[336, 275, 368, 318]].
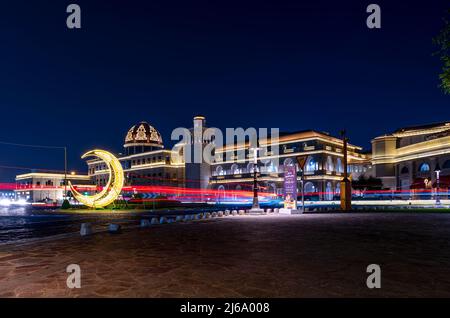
[[69, 149, 124, 208]]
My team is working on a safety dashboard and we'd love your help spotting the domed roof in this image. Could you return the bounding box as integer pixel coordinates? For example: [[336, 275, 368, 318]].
[[124, 122, 163, 148]]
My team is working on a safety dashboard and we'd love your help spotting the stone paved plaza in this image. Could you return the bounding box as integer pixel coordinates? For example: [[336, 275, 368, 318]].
[[1, 213, 450, 297]]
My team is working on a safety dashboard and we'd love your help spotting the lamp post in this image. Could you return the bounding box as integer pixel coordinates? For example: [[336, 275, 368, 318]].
[[340, 130, 352, 211], [64, 146, 67, 200], [251, 145, 260, 210], [248, 144, 264, 214], [435, 162, 441, 206]]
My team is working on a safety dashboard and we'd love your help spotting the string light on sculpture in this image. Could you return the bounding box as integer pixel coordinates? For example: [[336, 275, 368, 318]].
[[69, 149, 124, 208]]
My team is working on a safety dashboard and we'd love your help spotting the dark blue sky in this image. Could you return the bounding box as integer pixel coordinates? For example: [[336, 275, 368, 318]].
[[0, 0, 449, 181]]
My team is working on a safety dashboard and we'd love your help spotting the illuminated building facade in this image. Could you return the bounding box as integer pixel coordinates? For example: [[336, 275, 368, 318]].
[[372, 122, 450, 192], [209, 130, 370, 201], [87, 121, 185, 190], [15, 172, 91, 202], [0, 190, 15, 200]]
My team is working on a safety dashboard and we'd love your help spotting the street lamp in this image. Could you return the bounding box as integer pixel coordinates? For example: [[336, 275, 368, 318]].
[[435, 162, 441, 206], [251, 145, 260, 209], [249, 143, 264, 213]]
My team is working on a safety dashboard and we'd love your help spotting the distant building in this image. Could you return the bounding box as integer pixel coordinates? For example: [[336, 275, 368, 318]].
[[15, 172, 91, 202], [0, 190, 15, 200], [17, 117, 450, 204], [371, 122, 450, 191], [87, 121, 185, 191], [209, 130, 369, 201]]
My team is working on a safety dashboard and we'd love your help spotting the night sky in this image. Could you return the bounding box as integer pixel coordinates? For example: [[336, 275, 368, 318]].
[[0, 0, 449, 181]]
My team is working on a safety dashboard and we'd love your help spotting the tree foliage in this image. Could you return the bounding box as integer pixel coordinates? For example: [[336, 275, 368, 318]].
[[61, 199, 71, 209], [433, 9, 450, 94]]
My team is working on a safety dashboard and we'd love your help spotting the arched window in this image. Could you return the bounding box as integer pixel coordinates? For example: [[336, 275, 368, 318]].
[[234, 185, 241, 201], [268, 183, 276, 194], [217, 185, 225, 201], [304, 182, 316, 193], [401, 166, 409, 174], [443, 160, 450, 170], [335, 184, 341, 194], [305, 157, 318, 172], [264, 160, 277, 173], [215, 165, 223, 176], [326, 156, 334, 171], [230, 164, 239, 174], [336, 158, 343, 173], [419, 163, 430, 172], [247, 162, 254, 173], [283, 158, 294, 166], [325, 182, 333, 200]]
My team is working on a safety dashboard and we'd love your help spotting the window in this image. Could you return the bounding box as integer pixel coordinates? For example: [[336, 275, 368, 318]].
[[305, 157, 318, 172], [265, 160, 277, 173], [401, 166, 409, 174], [215, 166, 223, 176], [419, 163, 430, 172], [326, 156, 334, 171], [336, 158, 343, 173], [304, 182, 315, 193], [283, 158, 294, 166]]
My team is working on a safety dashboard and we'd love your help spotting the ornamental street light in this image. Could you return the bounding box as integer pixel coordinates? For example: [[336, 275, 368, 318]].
[[248, 142, 264, 214], [250, 145, 260, 210], [435, 162, 441, 206]]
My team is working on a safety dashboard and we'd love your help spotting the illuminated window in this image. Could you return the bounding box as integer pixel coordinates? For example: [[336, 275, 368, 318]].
[[336, 158, 343, 173], [265, 160, 278, 173], [305, 158, 318, 172], [326, 156, 334, 171], [283, 158, 294, 167], [304, 182, 315, 193], [230, 164, 240, 174], [215, 165, 224, 176], [419, 163, 430, 172]]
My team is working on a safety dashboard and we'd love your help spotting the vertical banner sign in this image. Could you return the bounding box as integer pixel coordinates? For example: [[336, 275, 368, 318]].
[[283, 164, 297, 209]]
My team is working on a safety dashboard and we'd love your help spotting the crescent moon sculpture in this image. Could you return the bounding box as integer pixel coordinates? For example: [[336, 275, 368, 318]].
[[69, 149, 124, 208]]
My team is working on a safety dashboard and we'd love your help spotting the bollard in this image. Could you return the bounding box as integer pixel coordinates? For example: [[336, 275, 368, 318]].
[[140, 219, 151, 228], [266, 208, 272, 213], [195, 213, 203, 220], [224, 210, 230, 216], [184, 214, 191, 221], [211, 212, 217, 217], [80, 223, 92, 236], [176, 215, 184, 222], [274, 208, 279, 213], [232, 210, 238, 216], [108, 223, 121, 234], [205, 212, 211, 218], [218, 211, 224, 217], [151, 217, 159, 225], [238, 210, 245, 215]]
